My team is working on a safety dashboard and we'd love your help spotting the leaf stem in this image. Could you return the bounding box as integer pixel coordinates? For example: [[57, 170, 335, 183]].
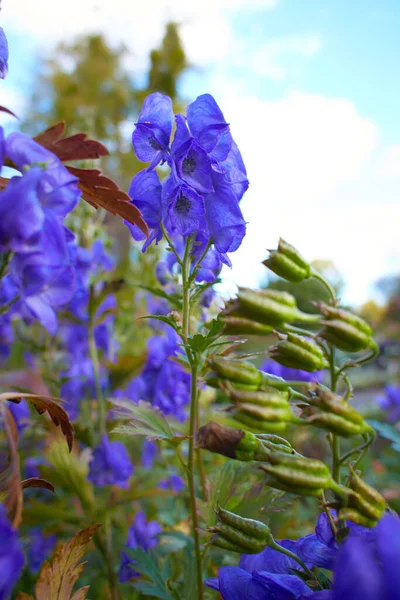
[[88, 328, 107, 438], [161, 221, 184, 268]]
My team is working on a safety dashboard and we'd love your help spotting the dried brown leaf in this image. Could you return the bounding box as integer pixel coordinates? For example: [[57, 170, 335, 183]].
[[21, 478, 55, 493], [16, 594, 34, 600], [0, 405, 22, 527], [0, 392, 74, 451], [0, 105, 18, 119], [34, 524, 101, 600]]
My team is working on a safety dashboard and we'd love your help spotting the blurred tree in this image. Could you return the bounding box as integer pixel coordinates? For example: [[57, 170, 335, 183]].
[[263, 259, 344, 314]]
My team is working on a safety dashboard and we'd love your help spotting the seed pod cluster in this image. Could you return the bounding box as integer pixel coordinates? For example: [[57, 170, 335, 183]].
[[263, 238, 311, 283], [269, 332, 328, 373], [339, 465, 386, 526], [207, 506, 272, 554], [207, 356, 263, 388], [259, 449, 333, 496], [197, 421, 259, 461], [301, 386, 370, 438], [317, 303, 374, 352], [220, 315, 274, 336], [227, 385, 293, 434]]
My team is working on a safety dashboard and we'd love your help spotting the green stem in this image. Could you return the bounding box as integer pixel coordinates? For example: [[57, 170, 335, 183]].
[[329, 346, 341, 482], [182, 237, 193, 340], [269, 539, 321, 587], [161, 221, 184, 268], [88, 328, 107, 438], [320, 491, 337, 537], [94, 530, 121, 600], [189, 239, 212, 284], [311, 268, 336, 303], [337, 340, 380, 375], [0, 251, 11, 280]]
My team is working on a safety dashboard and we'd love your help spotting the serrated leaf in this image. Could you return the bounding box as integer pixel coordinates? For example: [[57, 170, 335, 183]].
[[126, 548, 172, 600], [34, 524, 101, 600], [137, 314, 178, 331], [21, 478, 55, 493], [0, 392, 74, 451], [34, 122, 108, 161], [0, 404, 22, 527], [368, 420, 400, 451], [111, 399, 183, 442]]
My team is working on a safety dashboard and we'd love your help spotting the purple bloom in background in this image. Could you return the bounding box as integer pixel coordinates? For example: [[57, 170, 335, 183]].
[[8, 399, 30, 434], [261, 359, 324, 384], [0, 504, 25, 600], [27, 528, 57, 573], [158, 471, 185, 493], [142, 440, 158, 469], [0, 28, 9, 79], [118, 512, 162, 583], [88, 436, 133, 489], [376, 384, 400, 422]]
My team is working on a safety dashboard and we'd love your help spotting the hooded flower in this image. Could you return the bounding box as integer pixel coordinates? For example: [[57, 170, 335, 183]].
[[131, 92, 173, 168], [118, 512, 162, 582], [0, 28, 9, 79], [261, 359, 324, 384], [376, 384, 400, 422], [88, 435, 133, 488]]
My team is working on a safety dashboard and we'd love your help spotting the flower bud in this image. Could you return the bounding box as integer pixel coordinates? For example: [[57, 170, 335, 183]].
[[220, 315, 273, 336], [263, 238, 311, 283], [346, 465, 386, 522], [197, 421, 259, 461], [269, 333, 328, 372], [317, 303, 374, 352], [207, 507, 272, 553], [259, 449, 333, 496], [208, 356, 263, 387]]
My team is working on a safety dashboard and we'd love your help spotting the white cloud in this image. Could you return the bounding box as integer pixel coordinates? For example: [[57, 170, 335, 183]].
[[2, 0, 278, 69], [215, 91, 398, 306], [375, 144, 400, 181], [250, 34, 322, 79]]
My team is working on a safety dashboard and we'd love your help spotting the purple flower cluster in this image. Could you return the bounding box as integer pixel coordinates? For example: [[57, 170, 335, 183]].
[[0, 504, 25, 600], [118, 511, 162, 582], [261, 359, 324, 384], [126, 92, 248, 269], [0, 131, 81, 341], [27, 528, 57, 573], [376, 384, 400, 422], [117, 331, 190, 421], [207, 512, 399, 600], [88, 435, 133, 489], [0, 28, 8, 79]]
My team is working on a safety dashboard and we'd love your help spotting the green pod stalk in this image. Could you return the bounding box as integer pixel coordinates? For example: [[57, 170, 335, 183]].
[[212, 523, 268, 552], [233, 412, 288, 434], [220, 315, 274, 336], [216, 506, 272, 540], [339, 508, 377, 528]]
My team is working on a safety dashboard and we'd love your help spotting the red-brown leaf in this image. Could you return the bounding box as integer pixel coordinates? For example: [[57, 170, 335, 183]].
[[0, 405, 23, 527], [21, 478, 55, 493], [0, 105, 18, 119], [0, 392, 74, 452], [34, 122, 108, 161]]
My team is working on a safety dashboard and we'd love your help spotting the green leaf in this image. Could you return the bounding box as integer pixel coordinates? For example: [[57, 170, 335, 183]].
[[111, 399, 184, 442], [126, 549, 172, 600], [368, 420, 400, 451], [137, 314, 179, 332]]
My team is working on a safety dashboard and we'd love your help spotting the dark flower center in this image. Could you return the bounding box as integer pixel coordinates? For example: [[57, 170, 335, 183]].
[[148, 136, 164, 151], [182, 155, 196, 175], [175, 195, 192, 214]]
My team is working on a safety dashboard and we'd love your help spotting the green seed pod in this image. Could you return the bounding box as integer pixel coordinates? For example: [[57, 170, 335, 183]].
[[233, 412, 288, 434], [220, 315, 274, 336], [317, 304, 374, 352], [261, 372, 290, 390], [269, 333, 328, 372], [209, 534, 243, 553], [235, 288, 299, 327], [228, 386, 290, 408], [236, 430, 259, 453], [216, 506, 272, 540], [310, 386, 365, 425], [263, 239, 311, 283], [256, 434, 293, 448], [209, 356, 263, 386], [266, 449, 331, 476], [261, 464, 332, 490], [262, 474, 324, 497], [234, 403, 293, 422], [339, 508, 377, 528], [303, 410, 363, 437], [211, 523, 268, 552], [347, 466, 386, 521]]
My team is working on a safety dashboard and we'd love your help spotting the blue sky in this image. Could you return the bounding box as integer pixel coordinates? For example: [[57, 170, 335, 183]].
[[1, 0, 399, 306]]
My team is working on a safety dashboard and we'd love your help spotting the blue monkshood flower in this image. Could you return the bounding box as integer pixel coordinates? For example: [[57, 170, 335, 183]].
[[0, 504, 25, 600], [332, 513, 400, 600], [24, 456, 47, 479], [118, 511, 162, 583], [125, 169, 163, 250], [132, 93, 173, 169], [142, 440, 158, 469], [261, 359, 324, 384], [87, 435, 133, 489], [8, 399, 30, 434], [158, 471, 185, 493], [0, 28, 9, 79], [376, 384, 400, 422], [162, 170, 206, 237], [0, 314, 13, 363], [27, 528, 57, 573]]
